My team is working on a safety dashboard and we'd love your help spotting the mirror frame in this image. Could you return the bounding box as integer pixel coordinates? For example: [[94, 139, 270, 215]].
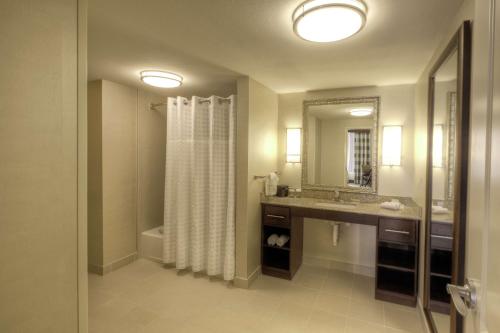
[[301, 96, 380, 193], [423, 21, 471, 333]]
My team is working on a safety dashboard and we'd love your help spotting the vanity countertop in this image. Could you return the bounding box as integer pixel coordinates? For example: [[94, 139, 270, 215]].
[[431, 212, 453, 224], [261, 196, 422, 220]]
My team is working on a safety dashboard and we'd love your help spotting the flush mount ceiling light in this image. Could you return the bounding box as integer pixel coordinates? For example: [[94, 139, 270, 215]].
[[140, 70, 182, 88], [350, 108, 373, 117], [292, 0, 367, 43]]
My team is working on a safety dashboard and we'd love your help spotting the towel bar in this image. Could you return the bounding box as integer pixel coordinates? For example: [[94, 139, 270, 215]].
[[253, 171, 280, 180]]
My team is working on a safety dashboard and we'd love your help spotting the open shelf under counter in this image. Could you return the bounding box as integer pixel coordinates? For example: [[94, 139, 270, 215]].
[[378, 242, 416, 270], [262, 244, 290, 251]]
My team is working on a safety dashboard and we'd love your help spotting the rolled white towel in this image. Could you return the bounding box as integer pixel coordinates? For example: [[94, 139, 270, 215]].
[[276, 235, 290, 247], [267, 234, 279, 246], [432, 205, 449, 214], [380, 201, 403, 211]]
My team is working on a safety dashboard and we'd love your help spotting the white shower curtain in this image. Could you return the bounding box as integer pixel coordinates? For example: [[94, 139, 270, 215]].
[[163, 95, 236, 281]]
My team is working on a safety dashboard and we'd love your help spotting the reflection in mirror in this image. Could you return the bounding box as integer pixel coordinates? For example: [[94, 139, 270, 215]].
[[429, 49, 457, 333], [302, 97, 378, 192]]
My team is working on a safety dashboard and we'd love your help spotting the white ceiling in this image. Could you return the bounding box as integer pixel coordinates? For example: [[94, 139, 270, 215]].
[[88, 0, 464, 96]]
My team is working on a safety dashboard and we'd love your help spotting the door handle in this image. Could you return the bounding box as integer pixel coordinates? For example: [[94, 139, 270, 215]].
[[447, 278, 478, 316]]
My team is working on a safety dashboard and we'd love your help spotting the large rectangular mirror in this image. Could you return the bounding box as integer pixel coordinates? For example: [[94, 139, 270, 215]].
[[424, 21, 471, 333], [302, 97, 379, 192]]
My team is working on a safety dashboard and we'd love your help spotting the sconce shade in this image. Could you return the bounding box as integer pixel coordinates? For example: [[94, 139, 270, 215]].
[[433, 125, 444, 168], [382, 126, 402, 166], [286, 128, 302, 163]]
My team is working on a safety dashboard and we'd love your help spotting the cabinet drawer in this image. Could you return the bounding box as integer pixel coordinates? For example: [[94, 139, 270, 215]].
[[430, 222, 453, 250], [431, 222, 452, 237], [431, 234, 453, 250], [379, 218, 416, 244], [263, 205, 290, 227]]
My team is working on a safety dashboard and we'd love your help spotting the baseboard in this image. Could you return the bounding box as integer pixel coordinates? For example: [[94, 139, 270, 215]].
[[141, 255, 162, 263], [234, 265, 261, 289], [88, 252, 138, 275], [418, 297, 432, 333], [87, 263, 102, 275], [303, 255, 375, 277]]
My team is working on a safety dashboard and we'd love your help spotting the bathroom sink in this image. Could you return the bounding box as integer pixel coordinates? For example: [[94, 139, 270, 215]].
[[314, 202, 358, 210]]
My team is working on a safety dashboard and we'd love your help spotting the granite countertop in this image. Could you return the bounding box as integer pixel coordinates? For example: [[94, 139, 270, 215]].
[[431, 212, 453, 224], [261, 195, 422, 220]]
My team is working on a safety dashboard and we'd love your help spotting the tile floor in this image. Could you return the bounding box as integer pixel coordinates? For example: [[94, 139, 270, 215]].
[[89, 259, 425, 333], [431, 312, 450, 332]]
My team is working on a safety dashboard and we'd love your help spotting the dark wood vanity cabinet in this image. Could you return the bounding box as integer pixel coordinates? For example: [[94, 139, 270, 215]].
[[376, 217, 419, 306], [261, 203, 420, 307], [428, 221, 453, 313], [261, 204, 303, 279]]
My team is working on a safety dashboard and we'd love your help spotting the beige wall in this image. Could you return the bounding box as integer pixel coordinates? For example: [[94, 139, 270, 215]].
[[137, 90, 166, 249], [101, 81, 138, 265], [88, 80, 138, 271], [317, 117, 373, 186], [0, 0, 82, 331], [235, 77, 278, 285], [413, 0, 474, 310], [88, 80, 165, 272], [235, 78, 250, 282], [88, 81, 104, 268], [277, 85, 415, 272]]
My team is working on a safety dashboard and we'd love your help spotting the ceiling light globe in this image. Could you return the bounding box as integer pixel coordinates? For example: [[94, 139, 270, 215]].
[[350, 108, 373, 117], [293, 0, 367, 43], [140, 71, 183, 88]]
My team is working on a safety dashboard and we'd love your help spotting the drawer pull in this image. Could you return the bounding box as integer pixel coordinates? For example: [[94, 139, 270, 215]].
[[432, 235, 453, 240], [267, 214, 286, 219], [385, 229, 410, 235]]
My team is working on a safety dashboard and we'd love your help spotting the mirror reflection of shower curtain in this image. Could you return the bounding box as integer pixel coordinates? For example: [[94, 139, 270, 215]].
[[353, 130, 371, 185], [163, 95, 236, 281], [346, 132, 356, 183]]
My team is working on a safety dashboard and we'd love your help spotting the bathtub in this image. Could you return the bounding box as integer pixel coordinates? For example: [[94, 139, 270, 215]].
[[140, 226, 163, 263]]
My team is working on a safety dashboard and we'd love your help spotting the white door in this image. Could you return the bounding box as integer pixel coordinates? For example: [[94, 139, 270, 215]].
[[460, 0, 500, 332]]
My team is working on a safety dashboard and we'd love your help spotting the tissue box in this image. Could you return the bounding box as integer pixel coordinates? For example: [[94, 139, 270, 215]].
[[276, 185, 289, 197]]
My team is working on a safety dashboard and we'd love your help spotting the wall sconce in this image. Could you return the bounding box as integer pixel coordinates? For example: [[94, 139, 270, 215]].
[[382, 126, 402, 166], [286, 128, 301, 163], [433, 124, 444, 168]]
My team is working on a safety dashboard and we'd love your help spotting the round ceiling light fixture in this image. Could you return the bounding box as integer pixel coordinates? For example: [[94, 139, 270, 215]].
[[140, 70, 183, 88], [292, 0, 367, 43], [350, 108, 373, 117]]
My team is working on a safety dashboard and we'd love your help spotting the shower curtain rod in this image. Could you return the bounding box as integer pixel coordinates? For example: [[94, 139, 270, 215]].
[[149, 97, 231, 111]]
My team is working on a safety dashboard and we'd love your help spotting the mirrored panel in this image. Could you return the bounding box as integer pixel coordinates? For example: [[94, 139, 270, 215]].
[[428, 48, 457, 333], [302, 97, 379, 192], [424, 21, 472, 333]]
